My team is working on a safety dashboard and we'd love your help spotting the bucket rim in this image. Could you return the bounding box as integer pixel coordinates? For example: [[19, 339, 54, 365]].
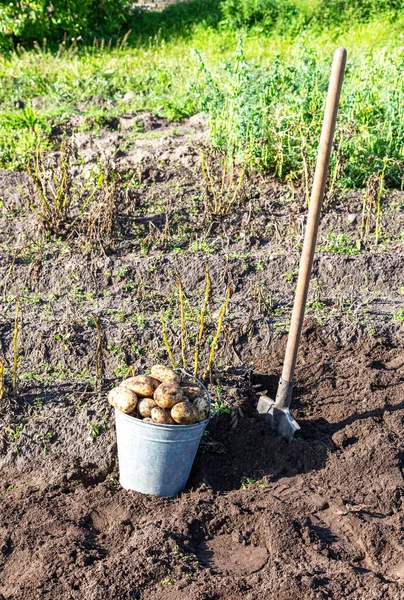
[[115, 406, 209, 430]]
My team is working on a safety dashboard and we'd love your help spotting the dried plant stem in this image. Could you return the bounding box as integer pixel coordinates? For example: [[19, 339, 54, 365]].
[[12, 299, 20, 395], [201, 149, 218, 213], [161, 314, 176, 368], [203, 288, 231, 380], [194, 265, 211, 377], [93, 315, 105, 390], [2, 247, 23, 302], [0, 356, 4, 400], [201, 149, 245, 215], [122, 366, 135, 381], [226, 168, 245, 213], [176, 275, 187, 369], [375, 160, 387, 245]]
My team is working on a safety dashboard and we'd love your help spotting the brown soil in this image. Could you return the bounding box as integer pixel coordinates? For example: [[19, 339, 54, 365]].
[[0, 115, 403, 599]]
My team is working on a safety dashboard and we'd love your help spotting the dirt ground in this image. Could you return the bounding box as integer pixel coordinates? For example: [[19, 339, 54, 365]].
[[0, 114, 403, 599]]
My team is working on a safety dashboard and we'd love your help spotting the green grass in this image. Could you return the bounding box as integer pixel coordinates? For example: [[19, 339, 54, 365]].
[[0, 0, 403, 190]]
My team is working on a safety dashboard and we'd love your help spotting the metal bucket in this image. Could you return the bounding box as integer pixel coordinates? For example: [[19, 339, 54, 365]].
[[115, 372, 210, 497]]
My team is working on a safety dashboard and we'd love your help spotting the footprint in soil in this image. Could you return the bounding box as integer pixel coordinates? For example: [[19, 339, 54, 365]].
[[197, 534, 268, 575]]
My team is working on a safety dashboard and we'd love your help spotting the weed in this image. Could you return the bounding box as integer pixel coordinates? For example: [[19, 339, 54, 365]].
[[33, 397, 44, 412], [35, 431, 53, 456], [284, 266, 299, 283], [240, 476, 268, 490], [392, 309, 404, 322], [88, 422, 101, 438], [318, 233, 360, 255], [212, 387, 232, 416], [6, 423, 24, 441]]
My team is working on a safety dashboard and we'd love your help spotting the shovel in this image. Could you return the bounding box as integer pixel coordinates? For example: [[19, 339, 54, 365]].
[[257, 48, 347, 441]]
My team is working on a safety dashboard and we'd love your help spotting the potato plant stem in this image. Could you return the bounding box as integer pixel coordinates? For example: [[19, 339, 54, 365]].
[[12, 299, 20, 395], [203, 288, 231, 380], [194, 264, 211, 377], [176, 275, 187, 369], [161, 313, 176, 368], [0, 356, 4, 400]]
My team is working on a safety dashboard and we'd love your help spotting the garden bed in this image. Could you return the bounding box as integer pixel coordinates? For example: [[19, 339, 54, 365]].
[[0, 118, 403, 599]]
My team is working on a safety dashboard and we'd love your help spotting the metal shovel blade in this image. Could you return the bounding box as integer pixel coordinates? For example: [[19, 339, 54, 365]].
[[257, 394, 300, 442]]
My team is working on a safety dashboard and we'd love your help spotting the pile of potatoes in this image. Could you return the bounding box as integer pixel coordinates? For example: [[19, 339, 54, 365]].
[[108, 365, 210, 425]]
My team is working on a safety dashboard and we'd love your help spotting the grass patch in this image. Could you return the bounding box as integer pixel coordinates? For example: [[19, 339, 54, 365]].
[[0, 1, 402, 190]]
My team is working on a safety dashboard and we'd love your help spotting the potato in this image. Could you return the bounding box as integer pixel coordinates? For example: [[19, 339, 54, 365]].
[[151, 407, 176, 425], [171, 401, 199, 425], [108, 386, 138, 414], [143, 417, 153, 423], [137, 397, 157, 418], [154, 382, 184, 409], [181, 384, 203, 401], [193, 396, 210, 421], [150, 364, 181, 385], [121, 375, 160, 398]]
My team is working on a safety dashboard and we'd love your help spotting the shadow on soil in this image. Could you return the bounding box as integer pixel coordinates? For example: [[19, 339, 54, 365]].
[[125, 0, 222, 45], [190, 379, 404, 494]]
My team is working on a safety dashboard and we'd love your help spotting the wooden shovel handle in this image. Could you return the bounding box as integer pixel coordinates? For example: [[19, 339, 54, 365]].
[[281, 48, 347, 386]]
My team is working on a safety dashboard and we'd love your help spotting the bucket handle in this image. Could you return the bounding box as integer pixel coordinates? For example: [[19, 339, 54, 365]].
[[175, 369, 215, 418]]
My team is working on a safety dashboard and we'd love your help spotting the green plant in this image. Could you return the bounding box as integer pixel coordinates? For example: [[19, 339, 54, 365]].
[[212, 387, 232, 416], [392, 309, 404, 322], [0, 0, 134, 50], [6, 422, 24, 440], [240, 476, 268, 489], [198, 40, 404, 190], [318, 233, 360, 255], [35, 431, 53, 456], [88, 422, 100, 438]]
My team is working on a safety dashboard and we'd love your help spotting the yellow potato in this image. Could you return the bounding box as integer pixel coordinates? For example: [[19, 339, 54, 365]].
[[181, 385, 203, 401], [108, 386, 138, 414], [150, 364, 181, 384], [154, 382, 184, 409], [143, 417, 153, 423], [171, 401, 199, 425], [193, 396, 210, 421], [121, 375, 160, 398], [137, 397, 157, 418], [151, 407, 176, 425]]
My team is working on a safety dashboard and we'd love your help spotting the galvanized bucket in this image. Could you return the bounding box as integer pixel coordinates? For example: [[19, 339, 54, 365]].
[[115, 372, 210, 497]]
